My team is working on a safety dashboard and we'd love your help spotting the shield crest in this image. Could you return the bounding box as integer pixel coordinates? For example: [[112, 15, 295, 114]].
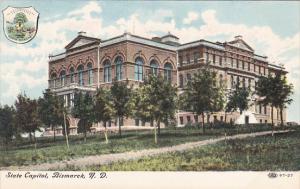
[[2, 6, 39, 44]]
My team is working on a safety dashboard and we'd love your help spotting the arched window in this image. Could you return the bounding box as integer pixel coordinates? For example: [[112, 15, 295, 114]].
[[87, 63, 93, 85], [70, 67, 75, 83], [60, 70, 66, 87], [179, 74, 183, 88], [103, 60, 111, 82], [164, 63, 173, 82], [115, 56, 123, 81], [150, 60, 158, 76], [51, 73, 57, 88], [135, 57, 144, 81], [77, 65, 84, 86]]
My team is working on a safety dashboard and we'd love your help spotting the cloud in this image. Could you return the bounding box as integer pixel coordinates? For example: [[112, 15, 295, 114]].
[[183, 11, 199, 24], [0, 2, 103, 104]]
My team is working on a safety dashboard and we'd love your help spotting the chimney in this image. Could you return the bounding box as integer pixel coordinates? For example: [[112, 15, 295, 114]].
[[234, 35, 243, 40]]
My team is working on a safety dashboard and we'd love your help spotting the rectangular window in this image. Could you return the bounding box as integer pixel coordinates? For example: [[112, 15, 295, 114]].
[[194, 52, 199, 64], [263, 67, 266, 75], [248, 62, 250, 71], [259, 105, 262, 114], [213, 54, 216, 64], [187, 116, 191, 123], [259, 66, 261, 74], [194, 115, 198, 123], [179, 56, 183, 66], [180, 117, 183, 125], [236, 60, 239, 69], [214, 115, 217, 123], [242, 61, 245, 70], [264, 106, 267, 114], [219, 56, 222, 66], [186, 54, 190, 64]]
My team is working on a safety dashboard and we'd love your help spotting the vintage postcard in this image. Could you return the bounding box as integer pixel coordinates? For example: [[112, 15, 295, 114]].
[[0, 1, 299, 188]]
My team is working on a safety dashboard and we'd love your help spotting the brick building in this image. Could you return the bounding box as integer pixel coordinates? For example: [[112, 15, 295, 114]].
[[47, 31, 286, 135]]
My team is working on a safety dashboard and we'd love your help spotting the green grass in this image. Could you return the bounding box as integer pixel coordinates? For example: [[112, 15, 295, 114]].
[[0, 124, 294, 168], [0, 127, 215, 167], [84, 129, 300, 171]]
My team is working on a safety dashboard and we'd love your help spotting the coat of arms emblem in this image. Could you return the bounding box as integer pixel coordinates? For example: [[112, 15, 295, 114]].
[[2, 6, 39, 44]]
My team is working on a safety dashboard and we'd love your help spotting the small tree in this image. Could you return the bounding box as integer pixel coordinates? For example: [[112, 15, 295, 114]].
[[226, 84, 250, 115], [0, 105, 15, 147], [15, 93, 41, 144], [72, 91, 93, 142], [110, 81, 133, 137], [272, 71, 293, 126], [135, 75, 177, 143], [38, 89, 65, 142], [181, 64, 224, 133], [93, 88, 115, 143], [256, 74, 277, 128]]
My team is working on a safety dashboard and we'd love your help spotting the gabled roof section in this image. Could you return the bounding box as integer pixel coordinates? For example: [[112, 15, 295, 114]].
[[65, 32, 100, 50], [227, 35, 254, 52]]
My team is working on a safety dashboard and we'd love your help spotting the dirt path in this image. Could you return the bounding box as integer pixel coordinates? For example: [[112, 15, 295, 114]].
[[2, 130, 289, 171]]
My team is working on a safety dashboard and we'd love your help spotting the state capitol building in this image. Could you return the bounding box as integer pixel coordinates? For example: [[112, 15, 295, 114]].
[[48, 31, 286, 135]]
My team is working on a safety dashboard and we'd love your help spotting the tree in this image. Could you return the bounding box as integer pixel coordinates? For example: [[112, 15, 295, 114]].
[[15, 93, 41, 144], [72, 91, 93, 142], [93, 88, 115, 143], [272, 71, 293, 126], [110, 81, 133, 137], [181, 64, 225, 133], [0, 105, 15, 147], [13, 12, 28, 24], [256, 74, 275, 126], [256, 70, 293, 131], [226, 84, 251, 115], [38, 89, 65, 142], [134, 75, 177, 143]]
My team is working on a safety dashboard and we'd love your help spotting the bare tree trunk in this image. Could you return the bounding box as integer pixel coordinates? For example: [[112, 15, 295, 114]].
[[33, 132, 37, 150], [280, 107, 284, 127], [271, 106, 274, 127], [63, 113, 69, 150], [224, 112, 227, 123], [118, 116, 122, 137], [84, 120, 87, 142], [154, 120, 159, 144], [201, 112, 205, 134], [104, 121, 109, 144], [158, 121, 161, 135], [271, 106, 274, 137], [29, 132, 32, 143]]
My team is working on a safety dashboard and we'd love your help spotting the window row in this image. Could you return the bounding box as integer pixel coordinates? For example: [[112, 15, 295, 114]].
[[102, 57, 173, 83], [50, 62, 93, 87]]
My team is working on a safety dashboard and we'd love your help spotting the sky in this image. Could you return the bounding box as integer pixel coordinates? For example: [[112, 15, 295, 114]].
[[0, 1, 299, 122]]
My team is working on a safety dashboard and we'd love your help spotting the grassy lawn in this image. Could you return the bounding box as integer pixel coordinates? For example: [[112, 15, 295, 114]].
[[84, 128, 300, 171], [0, 127, 215, 167], [0, 124, 293, 168]]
